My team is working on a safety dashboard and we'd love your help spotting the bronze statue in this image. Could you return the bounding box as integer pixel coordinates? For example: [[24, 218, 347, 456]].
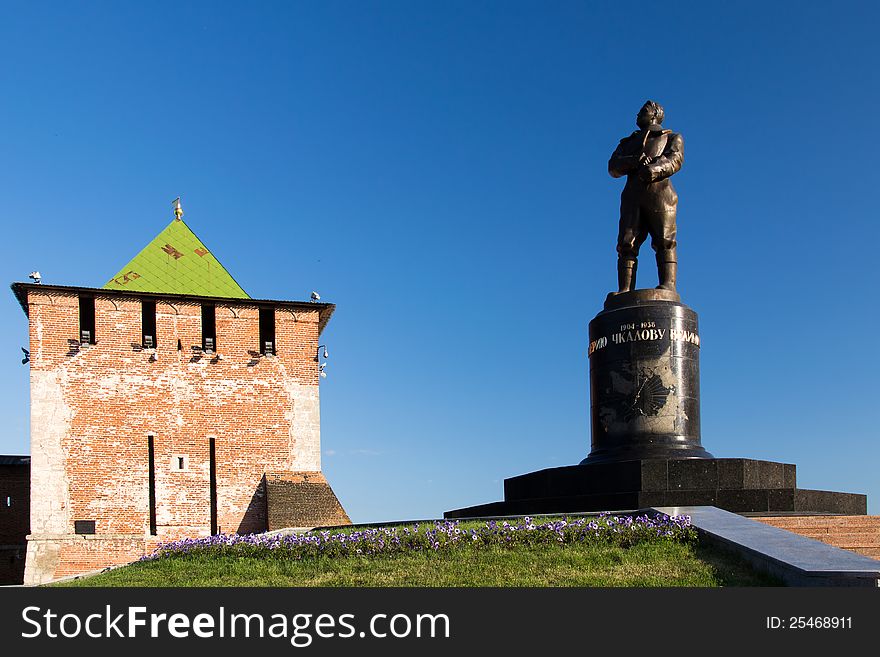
[[608, 100, 683, 293]]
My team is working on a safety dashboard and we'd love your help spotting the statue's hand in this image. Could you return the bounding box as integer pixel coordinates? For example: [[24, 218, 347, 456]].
[[638, 165, 656, 183]]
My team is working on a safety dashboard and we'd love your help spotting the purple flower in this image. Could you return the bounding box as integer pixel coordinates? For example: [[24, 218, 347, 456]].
[[141, 511, 692, 563]]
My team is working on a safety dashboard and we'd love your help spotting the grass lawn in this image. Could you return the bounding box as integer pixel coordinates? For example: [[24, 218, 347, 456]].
[[56, 540, 778, 587]]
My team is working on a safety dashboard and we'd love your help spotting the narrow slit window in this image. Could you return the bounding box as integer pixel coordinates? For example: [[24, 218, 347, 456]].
[[209, 437, 217, 535], [142, 300, 157, 349], [79, 295, 96, 344], [148, 435, 157, 536], [202, 304, 216, 352], [259, 307, 276, 355]]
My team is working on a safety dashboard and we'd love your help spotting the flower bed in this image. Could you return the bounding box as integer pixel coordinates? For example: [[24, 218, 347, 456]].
[[144, 513, 694, 562]]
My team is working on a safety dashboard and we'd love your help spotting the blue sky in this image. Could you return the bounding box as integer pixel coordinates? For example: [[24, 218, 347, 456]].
[[1, 1, 878, 521]]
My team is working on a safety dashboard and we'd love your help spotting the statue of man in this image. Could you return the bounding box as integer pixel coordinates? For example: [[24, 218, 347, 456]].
[[608, 100, 683, 294]]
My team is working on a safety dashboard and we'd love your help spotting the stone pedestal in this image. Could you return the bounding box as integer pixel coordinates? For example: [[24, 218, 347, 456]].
[[443, 288, 869, 520], [584, 290, 711, 463], [444, 459, 867, 519]]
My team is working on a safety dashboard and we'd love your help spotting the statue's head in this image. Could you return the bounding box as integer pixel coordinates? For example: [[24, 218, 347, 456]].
[[636, 100, 664, 129]]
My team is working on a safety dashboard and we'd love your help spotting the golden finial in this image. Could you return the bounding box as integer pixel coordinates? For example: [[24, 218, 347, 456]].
[[172, 197, 184, 220]]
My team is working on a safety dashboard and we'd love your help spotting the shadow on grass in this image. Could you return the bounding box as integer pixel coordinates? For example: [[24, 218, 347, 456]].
[[692, 540, 784, 587]]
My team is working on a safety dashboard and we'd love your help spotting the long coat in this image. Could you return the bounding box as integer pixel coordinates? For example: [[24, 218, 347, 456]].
[[608, 128, 683, 214]]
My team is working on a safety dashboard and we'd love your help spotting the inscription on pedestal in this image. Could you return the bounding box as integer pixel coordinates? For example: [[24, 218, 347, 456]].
[[583, 298, 711, 465], [589, 322, 699, 356]]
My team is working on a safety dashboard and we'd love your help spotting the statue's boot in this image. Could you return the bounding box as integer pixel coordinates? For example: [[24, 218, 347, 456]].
[[656, 254, 676, 291], [615, 258, 637, 294]]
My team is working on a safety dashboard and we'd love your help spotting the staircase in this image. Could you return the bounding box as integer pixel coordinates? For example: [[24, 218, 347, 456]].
[[754, 516, 880, 560]]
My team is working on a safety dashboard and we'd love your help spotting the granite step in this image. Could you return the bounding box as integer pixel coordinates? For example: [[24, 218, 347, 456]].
[[755, 516, 880, 560], [654, 506, 880, 586]]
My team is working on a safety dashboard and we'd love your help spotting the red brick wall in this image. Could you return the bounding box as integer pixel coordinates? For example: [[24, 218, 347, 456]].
[[52, 537, 148, 579], [266, 471, 351, 530], [24, 289, 343, 582]]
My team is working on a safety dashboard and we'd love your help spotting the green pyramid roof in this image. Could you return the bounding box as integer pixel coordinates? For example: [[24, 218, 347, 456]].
[[103, 217, 250, 298]]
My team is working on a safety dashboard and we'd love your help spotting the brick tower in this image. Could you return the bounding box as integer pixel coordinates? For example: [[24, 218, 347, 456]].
[[12, 203, 349, 584]]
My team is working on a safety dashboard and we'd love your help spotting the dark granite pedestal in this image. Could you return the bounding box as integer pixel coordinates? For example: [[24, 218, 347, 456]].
[[585, 291, 711, 463], [444, 458, 867, 518], [445, 290, 867, 520]]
